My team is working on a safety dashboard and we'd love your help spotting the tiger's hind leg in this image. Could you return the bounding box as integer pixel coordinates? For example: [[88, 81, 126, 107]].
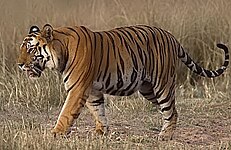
[[157, 92, 178, 141], [85, 90, 108, 135], [139, 81, 178, 141]]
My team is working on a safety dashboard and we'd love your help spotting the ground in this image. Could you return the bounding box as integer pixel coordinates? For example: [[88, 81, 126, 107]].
[[0, 95, 230, 150]]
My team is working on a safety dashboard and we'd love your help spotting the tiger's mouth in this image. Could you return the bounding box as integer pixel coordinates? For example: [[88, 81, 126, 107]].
[[25, 65, 43, 78]]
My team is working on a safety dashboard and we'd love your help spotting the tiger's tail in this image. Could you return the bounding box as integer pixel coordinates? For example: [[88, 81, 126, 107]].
[[178, 43, 229, 78]]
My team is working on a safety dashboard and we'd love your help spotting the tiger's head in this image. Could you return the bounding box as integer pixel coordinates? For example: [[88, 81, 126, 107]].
[[18, 24, 56, 78]]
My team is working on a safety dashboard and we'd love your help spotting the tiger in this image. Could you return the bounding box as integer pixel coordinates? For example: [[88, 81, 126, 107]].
[[17, 24, 229, 140]]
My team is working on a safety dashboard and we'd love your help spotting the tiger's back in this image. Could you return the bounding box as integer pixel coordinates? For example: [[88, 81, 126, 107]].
[[92, 25, 178, 96]]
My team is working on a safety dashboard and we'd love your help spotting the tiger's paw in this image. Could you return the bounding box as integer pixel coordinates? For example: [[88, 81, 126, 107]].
[[51, 127, 71, 138], [95, 127, 108, 135], [158, 130, 174, 141], [95, 122, 108, 135]]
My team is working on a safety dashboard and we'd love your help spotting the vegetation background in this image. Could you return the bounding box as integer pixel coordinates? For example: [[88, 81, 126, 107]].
[[0, 0, 230, 149]]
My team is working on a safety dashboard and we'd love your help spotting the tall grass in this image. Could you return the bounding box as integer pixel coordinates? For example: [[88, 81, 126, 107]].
[[0, 0, 230, 149]]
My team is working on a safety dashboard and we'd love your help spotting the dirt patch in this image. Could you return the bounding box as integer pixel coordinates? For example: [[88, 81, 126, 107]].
[[0, 99, 230, 149]]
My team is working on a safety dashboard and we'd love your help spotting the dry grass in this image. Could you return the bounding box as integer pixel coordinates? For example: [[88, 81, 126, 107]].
[[0, 0, 230, 149]]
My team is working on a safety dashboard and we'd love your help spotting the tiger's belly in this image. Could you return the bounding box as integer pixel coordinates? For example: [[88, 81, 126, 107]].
[[92, 73, 144, 96]]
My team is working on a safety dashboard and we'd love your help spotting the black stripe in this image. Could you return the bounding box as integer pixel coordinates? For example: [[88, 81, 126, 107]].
[[121, 29, 138, 70], [79, 27, 94, 78], [110, 90, 118, 95], [136, 42, 144, 65], [157, 83, 175, 105], [157, 29, 167, 73], [151, 30, 161, 86], [90, 97, 104, 106], [66, 70, 85, 92], [152, 43, 159, 88], [161, 98, 175, 112], [63, 28, 81, 82], [95, 32, 104, 81], [105, 31, 117, 59], [112, 31, 127, 74], [118, 28, 133, 43], [149, 44, 155, 83], [116, 28, 131, 41], [128, 26, 145, 45], [118, 52, 125, 74], [158, 39, 165, 81], [146, 37, 152, 76], [42, 44, 49, 56], [224, 59, 229, 66], [131, 51, 138, 71], [123, 82, 134, 93], [216, 69, 224, 75], [195, 64, 202, 74], [117, 65, 123, 89], [131, 68, 137, 83], [127, 81, 139, 96], [52, 38, 68, 72], [64, 27, 93, 84], [164, 110, 175, 121], [38, 46, 42, 54], [42, 45, 47, 54], [116, 29, 132, 54], [162, 31, 172, 76], [141, 68, 146, 80], [126, 27, 145, 67], [35, 42, 39, 46], [28, 34, 37, 38], [105, 73, 111, 89], [97, 71, 102, 82], [204, 70, 212, 77], [135, 26, 149, 36], [106, 85, 114, 93], [102, 40, 110, 81]]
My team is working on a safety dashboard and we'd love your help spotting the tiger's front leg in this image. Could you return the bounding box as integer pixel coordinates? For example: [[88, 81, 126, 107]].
[[51, 88, 88, 136]]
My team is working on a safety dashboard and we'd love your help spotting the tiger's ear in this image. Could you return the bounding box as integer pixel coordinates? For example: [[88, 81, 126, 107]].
[[29, 26, 40, 34], [42, 24, 53, 42]]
